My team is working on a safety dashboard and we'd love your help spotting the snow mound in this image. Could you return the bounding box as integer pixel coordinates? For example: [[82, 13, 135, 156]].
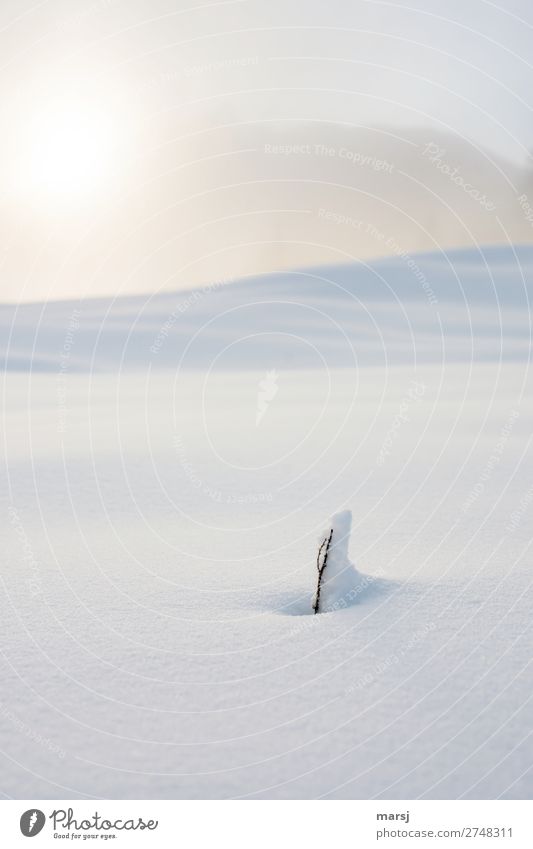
[[313, 510, 364, 613]]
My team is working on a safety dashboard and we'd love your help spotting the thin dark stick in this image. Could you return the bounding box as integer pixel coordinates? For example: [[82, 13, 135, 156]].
[[313, 528, 333, 614]]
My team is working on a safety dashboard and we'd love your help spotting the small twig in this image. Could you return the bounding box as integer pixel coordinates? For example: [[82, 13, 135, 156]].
[[313, 528, 333, 614]]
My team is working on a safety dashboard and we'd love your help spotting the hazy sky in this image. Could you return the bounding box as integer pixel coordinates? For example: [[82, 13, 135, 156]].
[[2, 0, 533, 301]]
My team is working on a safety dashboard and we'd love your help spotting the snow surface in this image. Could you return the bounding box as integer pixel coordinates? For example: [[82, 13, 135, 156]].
[[1, 246, 532, 799]]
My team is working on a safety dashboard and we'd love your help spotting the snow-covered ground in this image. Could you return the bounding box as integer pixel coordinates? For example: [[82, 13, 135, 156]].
[[1, 246, 532, 798]]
